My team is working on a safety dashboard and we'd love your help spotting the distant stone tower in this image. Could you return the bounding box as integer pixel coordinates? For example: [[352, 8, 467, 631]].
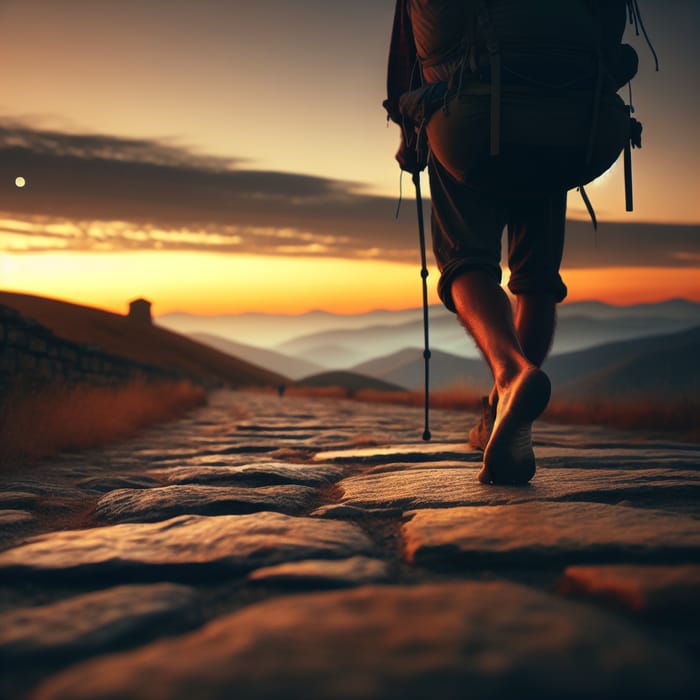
[[128, 298, 152, 324]]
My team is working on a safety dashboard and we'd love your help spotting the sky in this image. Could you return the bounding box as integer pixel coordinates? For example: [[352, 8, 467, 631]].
[[0, 0, 698, 315]]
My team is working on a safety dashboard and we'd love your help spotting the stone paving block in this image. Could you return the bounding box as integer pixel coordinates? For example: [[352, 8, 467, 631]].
[[151, 454, 257, 469], [30, 582, 696, 700], [0, 480, 82, 500], [0, 509, 34, 526], [231, 428, 316, 437], [364, 460, 478, 475], [200, 444, 280, 456], [237, 422, 356, 432], [149, 461, 345, 487], [247, 556, 390, 587], [535, 445, 700, 471], [77, 475, 160, 493], [94, 484, 319, 523], [311, 504, 382, 520], [119, 448, 204, 462], [0, 584, 196, 658], [336, 465, 700, 511], [0, 513, 375, 580], [402, 503, 700, 567], [559, 564, 700, 616], [0, 492, 38, 509], [314, 442, 476, 464]]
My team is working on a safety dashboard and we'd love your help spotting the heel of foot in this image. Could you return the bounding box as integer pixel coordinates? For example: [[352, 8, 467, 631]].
[[480, 369, 549, 485], [517, 368, 551, 422]]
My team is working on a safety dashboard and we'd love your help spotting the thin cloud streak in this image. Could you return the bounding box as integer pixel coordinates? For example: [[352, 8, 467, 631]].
[[0, 125, 698, 267]]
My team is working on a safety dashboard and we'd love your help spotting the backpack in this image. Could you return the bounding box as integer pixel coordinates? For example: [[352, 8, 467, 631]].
[[384, 0, 657, 224]]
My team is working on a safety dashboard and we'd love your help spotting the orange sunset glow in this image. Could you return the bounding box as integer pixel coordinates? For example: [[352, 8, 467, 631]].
[[0, 1, 698, 315]]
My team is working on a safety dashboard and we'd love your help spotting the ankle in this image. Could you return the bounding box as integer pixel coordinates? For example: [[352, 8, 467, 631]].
[[494, 361, 536, 396]]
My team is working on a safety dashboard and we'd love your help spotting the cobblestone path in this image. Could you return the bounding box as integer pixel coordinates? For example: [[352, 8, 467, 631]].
[[1, 390, 698, 699]]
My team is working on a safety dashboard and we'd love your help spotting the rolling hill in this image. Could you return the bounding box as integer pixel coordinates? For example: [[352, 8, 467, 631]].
[[0, 291, 287, 387], [160, 300, 700, 367], [350, 325, 700, 400], [158, 307, 432, 348], [191, 332, 323, 380], [551, 325, 700, 399], [275, 305, 700, 368], [351, 348, 491, 392]]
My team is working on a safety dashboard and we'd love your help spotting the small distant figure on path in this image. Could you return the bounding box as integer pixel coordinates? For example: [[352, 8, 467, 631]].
[[385, 1, 647, 484], [277, 383, 286, 398]]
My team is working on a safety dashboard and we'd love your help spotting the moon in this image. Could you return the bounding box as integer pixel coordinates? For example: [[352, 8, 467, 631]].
[[15, 176, 26, 188]]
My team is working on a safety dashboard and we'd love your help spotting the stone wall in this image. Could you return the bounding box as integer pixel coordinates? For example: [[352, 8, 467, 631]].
[[0, 304, 184, 392]]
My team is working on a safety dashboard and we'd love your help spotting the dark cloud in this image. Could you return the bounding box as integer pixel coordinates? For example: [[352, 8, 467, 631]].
[[0, 125, 698, 267]]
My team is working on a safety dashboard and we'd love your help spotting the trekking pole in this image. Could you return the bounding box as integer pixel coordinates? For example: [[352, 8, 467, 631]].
[[412, 171, 432, 441]]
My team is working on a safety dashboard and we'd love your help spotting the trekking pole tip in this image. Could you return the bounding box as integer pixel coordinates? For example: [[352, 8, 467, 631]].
[[422, 429, 432, 441]]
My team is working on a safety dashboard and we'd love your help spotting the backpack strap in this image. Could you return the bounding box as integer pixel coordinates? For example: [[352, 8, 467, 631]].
[[585, 44, 606, 166], [476, 0, 501, 156]]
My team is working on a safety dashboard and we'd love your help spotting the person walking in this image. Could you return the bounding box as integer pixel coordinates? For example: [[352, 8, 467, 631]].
[[385, 0, 644, 484]]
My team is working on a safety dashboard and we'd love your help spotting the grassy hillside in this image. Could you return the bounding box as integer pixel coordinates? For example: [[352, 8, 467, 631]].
[[0, 291, 286, 387]]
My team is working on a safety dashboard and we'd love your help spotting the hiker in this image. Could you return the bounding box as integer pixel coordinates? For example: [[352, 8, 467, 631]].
[[385, 1, 649, 484]]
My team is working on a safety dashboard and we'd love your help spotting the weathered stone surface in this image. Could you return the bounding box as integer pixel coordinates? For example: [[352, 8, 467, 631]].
[[148, 454, 254, 469], [0, 491, 38, 509], [560, 564, 700, 616], [317, 438, 700, 470], [149, 461, 345, 487], [77, 475, 160, 493], [248, 556, 390, 587], [117, 448, 203, 462], [0, 584, 195, 658], [314, 442, 476, 464], [31, 582, 695, 700], [402, 503, 700, 566], [94, 484, 318, 523], [364, 460, 477, 475], [337, 466, 700, 511], [237, 422, 346, 432], [201, 444, 279, 455], [311, 503, 379, 520], [0, 513, 374, 579], [0, 509, 34, 525], [535, 445, 700, 471]]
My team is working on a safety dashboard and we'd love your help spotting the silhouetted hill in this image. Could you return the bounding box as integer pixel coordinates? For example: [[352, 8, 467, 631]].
[[557, 298, 700, 321], [0, 292, 286, 387], [160, 301, 700, 364], [191, 333, 322, 380], [276, 304, 700, 367], [351, 325, 700, 400], [551, 325, 700, 399], [277, 315, 479, 367], [352, 348, 490, 392], [296, 371, 405, 394], [159, 307, 431, 347]]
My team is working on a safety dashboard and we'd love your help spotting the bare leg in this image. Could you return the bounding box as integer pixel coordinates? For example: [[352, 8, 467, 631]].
[[452, 272, 550, 484], [514, 293, 557, 367], [452, 272, 531, 392], [485, 293, 557, 406]]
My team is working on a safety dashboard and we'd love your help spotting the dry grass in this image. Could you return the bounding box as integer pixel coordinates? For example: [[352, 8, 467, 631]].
[[543, 396, 700, 441], [0, 378, 207, 467], [285, 386, 351, 400], [285, 386, 699, 443]]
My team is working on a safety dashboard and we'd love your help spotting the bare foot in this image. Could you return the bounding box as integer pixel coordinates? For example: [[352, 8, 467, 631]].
[[479, 367, 550, 485]]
